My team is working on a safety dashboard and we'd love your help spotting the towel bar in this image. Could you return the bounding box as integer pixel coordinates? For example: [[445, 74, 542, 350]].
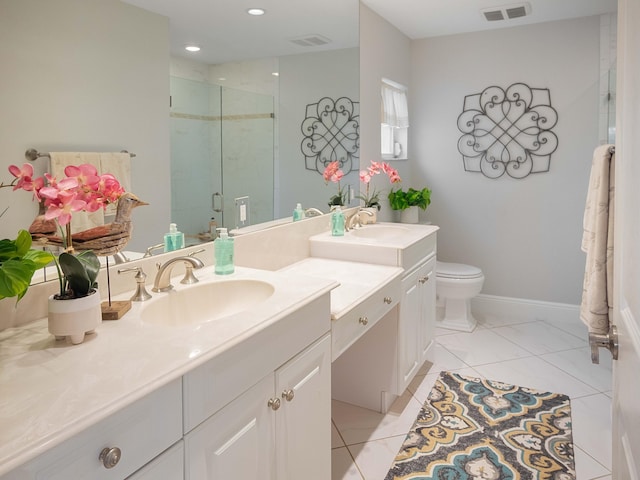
[[25, 148, 136, 161]]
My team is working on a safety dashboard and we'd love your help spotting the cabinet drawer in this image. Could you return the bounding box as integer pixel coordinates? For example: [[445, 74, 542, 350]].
[[3, 379, 183, 480], [332, 275, 401, 361], [127, 441, 184, 480]]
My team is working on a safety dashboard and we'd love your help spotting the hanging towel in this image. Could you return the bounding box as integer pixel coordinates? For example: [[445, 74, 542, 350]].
[[580, 144, 615, 335], [99, 152, 132, 216], [49, 152, 104, 233]]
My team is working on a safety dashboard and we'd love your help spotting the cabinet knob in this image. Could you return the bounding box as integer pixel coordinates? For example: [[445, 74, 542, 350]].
[[268, 398, 281, 410], [99, 447, 122, 469], [282, 389, 295, 402], [358, 316, 368, 326], [384, 296, 392, 304], [419, 275, 430, 284]]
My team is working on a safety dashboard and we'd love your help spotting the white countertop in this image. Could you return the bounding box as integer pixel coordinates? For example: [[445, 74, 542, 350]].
[[280, 258, 403, 320], [0, 266, 337, 475]]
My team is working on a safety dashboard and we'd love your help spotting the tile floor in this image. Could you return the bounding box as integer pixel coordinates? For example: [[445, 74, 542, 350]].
[[331, 311, 613, 480]]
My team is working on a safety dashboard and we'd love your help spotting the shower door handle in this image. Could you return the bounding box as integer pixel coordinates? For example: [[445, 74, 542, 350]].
[[212, 192, 224, 213]]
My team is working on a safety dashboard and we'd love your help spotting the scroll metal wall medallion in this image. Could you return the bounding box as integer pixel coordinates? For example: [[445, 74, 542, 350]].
[[457, 83, 558, 179], [301, 97, 359, 175]]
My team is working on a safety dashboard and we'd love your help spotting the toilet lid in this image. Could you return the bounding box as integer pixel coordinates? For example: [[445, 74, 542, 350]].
[[436, 261, 483, 279]]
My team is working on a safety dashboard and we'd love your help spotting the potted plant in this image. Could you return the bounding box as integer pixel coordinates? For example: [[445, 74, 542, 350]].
[[388, 186, 431, 223], [357, 161, 401, 223], [323, 161, 347, 208], [6, 162, 125, 343], [0, 229, 54, 302]]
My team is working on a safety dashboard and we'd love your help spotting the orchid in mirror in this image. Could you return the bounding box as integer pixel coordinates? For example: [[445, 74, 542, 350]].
[[323, 161, 346, 207]]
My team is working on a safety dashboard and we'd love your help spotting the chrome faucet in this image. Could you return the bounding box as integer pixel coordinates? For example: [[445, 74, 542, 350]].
[[152, 256, 205, 293], [304, 207, 324, 217], [143, 243, 165, 258], [346, 209, 374, 231]]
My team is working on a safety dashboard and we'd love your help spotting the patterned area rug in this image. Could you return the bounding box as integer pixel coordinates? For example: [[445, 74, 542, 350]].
[[385, 371, 575, 480]]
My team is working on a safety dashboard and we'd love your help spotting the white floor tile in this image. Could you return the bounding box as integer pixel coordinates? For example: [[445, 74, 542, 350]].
[[492, 321, 587, 355], [425, 343, 470, 372], [435, 328, 532, 366], [474, 311, 533, 328], [544, 318, 589, 340], [332, 389, 422, 446], [347, 436, 405, 480], [541, 347, 612, 392], [571, 394, 612, 470], [472, 356, 598, 398], [332, 447, 363, 480], [574, 445, 611, 479], [332, 420, 345, 448]]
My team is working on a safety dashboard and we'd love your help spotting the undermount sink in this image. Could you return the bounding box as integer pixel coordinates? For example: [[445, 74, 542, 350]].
[[350, 224, 409, 240], [141, 279, 275, 327]]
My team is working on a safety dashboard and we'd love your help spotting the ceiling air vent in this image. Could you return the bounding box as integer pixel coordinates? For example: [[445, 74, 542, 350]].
[[288, 34, 331, 47], [481, 2, 531, 22]]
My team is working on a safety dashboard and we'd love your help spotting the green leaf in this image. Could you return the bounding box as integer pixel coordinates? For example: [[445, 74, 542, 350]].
[[59, 251, 100, 297], [0, 258, 36, 300], [23, 249, 55, 269], [14, 229, 32, 257]]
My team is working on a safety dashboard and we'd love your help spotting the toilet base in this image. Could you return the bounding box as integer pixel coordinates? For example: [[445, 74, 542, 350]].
[[436, 298, 477, 332]]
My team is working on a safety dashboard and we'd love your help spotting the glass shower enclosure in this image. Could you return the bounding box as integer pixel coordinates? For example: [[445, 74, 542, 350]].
[[170, 76, 274, 243]]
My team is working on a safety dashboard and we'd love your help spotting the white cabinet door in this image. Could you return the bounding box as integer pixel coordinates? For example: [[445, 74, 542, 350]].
[[184, 375, 275, 480], [418, 257, 436, 363], [274, 335, 331, 480], [398, 267, 422, 392]]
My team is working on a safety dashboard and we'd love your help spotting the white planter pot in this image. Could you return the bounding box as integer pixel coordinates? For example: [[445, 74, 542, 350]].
[[360, 207, 377, 225], [399, 206, 419, 224], [48, 291, 102, 345]]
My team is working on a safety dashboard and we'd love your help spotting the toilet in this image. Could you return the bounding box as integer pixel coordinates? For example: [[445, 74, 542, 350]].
[[435, 261, 484, 332]]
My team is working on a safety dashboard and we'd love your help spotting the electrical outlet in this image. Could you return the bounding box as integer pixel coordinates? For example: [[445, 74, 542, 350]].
[[235, 196, 250, 228]]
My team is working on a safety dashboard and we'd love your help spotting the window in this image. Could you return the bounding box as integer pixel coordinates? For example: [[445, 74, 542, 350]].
[[381, 79, 409, 160]]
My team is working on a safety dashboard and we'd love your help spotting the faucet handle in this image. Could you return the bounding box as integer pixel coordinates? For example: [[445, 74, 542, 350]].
[[182, 249, 205, 285], [118, 267, 152, 302], [143, 243, 165, 258]]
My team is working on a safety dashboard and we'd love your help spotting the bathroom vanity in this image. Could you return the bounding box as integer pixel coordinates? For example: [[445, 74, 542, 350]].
[[0, 219, 438, 479]]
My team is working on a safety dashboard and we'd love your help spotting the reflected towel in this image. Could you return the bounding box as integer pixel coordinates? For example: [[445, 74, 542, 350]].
[[99, 152, 132, 216], [580, 144, 615, 335], [50, 152, 104, 233]]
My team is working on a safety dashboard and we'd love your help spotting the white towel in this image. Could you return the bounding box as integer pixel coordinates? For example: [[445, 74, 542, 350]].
[[580, 144, 615, 335]]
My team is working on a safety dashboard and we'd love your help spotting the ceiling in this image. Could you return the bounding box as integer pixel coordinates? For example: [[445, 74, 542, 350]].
[[122, 0, 617, 65]]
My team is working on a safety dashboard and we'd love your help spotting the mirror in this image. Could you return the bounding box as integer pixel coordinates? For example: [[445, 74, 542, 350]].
[[0, 0, 359, 286]]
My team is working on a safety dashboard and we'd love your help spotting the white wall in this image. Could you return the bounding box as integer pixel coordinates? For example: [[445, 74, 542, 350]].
[[410, 16, 601, 304], [278, 48, 359, 215], [0, 0, 170, 252], [359, 4, 412, 222]]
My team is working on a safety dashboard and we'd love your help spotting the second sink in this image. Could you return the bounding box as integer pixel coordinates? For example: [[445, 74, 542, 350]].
[[141, 279, 275, 327]]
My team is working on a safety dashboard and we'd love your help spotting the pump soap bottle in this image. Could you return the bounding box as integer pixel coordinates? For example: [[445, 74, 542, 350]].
[[214, 227, 235, 275], [331, 206, 345, 236], [293, 203, 305, 222], [164, 223, 185, 252]]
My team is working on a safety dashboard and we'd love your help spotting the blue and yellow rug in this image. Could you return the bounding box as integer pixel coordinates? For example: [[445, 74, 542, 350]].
[[385, 371, 575, 480]]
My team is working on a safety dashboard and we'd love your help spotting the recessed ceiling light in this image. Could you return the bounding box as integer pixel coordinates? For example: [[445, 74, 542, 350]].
[[272, 72, 279, 77], [247, 8, 265, 16], [185, 45, 201, 52]]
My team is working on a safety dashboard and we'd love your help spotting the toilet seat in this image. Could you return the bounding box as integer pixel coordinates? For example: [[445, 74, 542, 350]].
[[436, 261, 483, 279]]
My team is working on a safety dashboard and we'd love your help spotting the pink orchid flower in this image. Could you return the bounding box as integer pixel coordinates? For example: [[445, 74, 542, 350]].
[[360, 170, 372, 184], [323, 161, 344, 184], [43, 189, 87, 226], [64, 164, 100, 189], [8, 163, 36, 191]]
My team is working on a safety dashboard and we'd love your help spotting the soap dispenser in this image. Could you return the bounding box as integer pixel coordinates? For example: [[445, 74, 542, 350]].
[[164, 223, 185, 252], [293, 203, 305, 222], [214, 227, 235, 275], [331, 206, 345, 236]]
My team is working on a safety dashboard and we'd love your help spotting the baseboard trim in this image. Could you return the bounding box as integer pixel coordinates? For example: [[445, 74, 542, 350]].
[[471, 294, 580, 325]]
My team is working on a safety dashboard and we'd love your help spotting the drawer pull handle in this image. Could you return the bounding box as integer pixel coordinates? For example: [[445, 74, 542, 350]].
[[282, 389, 295, 402], [359, 316, 369, 326], [268, 398, 281, 410], [419, 275, 430, 284], [99, 447, 122, 469], [384, 296, 392, 304]]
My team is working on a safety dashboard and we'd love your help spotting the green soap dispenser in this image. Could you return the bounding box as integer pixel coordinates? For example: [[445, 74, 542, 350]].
[[331, 206, 345, 236], [293, 203, 305, 222], [214, 227, 235, 275], [164, 223, 185, 252]]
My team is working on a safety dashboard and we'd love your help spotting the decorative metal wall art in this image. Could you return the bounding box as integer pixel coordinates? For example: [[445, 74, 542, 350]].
[[301, 97, 359, 175], [457, 83, 558, 179]]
